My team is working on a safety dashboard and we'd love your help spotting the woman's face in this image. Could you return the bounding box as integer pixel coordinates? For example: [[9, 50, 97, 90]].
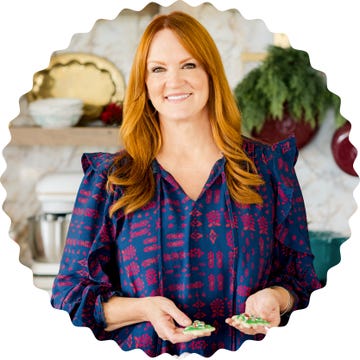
[[145, 29, 209, 124]]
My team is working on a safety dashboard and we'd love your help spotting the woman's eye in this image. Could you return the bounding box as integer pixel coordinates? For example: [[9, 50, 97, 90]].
[[151, 66, 165, 73], [183, 63, 196, 69]]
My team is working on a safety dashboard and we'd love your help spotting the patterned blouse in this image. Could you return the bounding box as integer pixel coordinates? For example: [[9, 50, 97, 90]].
[[51, 136, 321, 357]]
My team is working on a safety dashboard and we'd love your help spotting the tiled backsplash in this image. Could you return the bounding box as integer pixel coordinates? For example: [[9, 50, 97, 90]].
[[2, 1, 358, 267]]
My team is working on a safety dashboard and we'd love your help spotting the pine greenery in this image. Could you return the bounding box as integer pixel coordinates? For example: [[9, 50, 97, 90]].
[[234, 45, 346, 133]]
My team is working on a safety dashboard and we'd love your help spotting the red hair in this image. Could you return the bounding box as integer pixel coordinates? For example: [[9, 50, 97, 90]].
[[107, 11, 263, 216]]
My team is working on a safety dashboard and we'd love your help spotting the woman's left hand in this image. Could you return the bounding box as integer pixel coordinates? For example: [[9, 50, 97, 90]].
[[225, 287, 285, 335]]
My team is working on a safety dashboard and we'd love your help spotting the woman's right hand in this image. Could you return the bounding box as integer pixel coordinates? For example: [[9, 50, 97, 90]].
[[103, 295, 212, 344], [142, 296, 212, 343]]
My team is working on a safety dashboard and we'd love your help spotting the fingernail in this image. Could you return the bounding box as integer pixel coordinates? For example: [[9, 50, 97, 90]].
[[184, 319, 192, 326]]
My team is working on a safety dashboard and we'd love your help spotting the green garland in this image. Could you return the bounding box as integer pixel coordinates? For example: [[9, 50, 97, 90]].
[[234, 45, 346, 133]]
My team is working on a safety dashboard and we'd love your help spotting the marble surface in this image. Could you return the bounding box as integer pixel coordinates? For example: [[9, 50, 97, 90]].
[[2, 1, 358, 268], [297, 114, 358, 234]]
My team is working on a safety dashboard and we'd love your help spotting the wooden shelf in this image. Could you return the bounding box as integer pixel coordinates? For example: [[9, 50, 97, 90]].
[[8, 126, 122, 146]]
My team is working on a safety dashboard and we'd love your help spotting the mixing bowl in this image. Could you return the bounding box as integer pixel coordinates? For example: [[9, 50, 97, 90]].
[[28, 213, 71, 263]]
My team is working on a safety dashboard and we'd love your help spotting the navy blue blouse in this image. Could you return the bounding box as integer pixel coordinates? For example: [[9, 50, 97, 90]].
[[51, 136, 321, 357]]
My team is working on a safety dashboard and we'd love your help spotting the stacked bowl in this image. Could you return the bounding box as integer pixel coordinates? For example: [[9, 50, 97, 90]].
[[29, 98, 83, 128]]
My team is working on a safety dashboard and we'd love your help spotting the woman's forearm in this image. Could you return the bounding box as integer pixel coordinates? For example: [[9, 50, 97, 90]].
[[102, 296, 148, 331]]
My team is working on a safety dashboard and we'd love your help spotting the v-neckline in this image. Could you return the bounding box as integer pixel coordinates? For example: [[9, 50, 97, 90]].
[[153, 156, 225, 202]]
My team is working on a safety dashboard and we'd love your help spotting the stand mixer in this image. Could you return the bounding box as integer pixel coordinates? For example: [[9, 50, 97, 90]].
[[29, 172, 82, 291]]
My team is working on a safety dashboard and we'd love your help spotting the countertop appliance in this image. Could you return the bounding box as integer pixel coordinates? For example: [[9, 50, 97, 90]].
[[29, 172, 82, 291]]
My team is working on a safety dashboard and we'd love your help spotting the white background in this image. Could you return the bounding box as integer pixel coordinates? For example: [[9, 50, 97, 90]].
[[0, 1, 359, 359]]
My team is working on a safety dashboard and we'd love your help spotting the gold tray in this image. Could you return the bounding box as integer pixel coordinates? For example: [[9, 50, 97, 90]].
[[27, 52, 125, 120]]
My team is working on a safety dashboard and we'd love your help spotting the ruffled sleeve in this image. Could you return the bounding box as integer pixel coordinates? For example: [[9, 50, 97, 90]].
[[268, 137, 311, 253], [51, 152, 124, 337], [244, 136, 322, 313]]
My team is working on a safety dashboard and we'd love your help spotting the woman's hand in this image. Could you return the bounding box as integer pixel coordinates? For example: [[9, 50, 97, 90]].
[[226, 286, 293, 335], [104, 295, 213, 343], [142, 296, 212, 343]]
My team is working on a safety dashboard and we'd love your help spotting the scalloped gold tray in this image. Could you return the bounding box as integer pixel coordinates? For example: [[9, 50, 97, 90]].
[[27, 52, 125, 120]]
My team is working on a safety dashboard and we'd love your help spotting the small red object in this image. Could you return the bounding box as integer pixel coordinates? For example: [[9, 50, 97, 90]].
[[100, 102, 123, 126]]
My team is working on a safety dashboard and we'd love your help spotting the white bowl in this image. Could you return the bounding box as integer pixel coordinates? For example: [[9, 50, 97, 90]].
[[29, 98, 84, 128]]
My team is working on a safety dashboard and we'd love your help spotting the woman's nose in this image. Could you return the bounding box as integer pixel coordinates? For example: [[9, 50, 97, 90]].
[[166, 69, 184, 86]]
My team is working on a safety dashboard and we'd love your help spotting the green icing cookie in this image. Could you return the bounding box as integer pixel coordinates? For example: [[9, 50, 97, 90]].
[[183, 320, 216, 334], [232, 313, 270, 327]]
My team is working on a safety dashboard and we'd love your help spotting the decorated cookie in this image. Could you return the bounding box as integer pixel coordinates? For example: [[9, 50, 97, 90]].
[[231, 313, 270, 328], [183, 320, 216, 335]]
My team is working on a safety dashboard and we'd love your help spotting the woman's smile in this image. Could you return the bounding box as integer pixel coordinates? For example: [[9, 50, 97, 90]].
[[165, 93, 192, 101]]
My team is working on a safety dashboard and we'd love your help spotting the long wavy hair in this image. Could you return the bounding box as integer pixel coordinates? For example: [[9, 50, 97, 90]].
[[107, 11, 264, 216]]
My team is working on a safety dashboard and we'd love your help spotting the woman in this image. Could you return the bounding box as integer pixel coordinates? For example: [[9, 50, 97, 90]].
[[51, 11, 321, 357]]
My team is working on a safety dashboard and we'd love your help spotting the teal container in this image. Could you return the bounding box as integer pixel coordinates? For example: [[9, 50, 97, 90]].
[[309, 231, 348, 284]]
